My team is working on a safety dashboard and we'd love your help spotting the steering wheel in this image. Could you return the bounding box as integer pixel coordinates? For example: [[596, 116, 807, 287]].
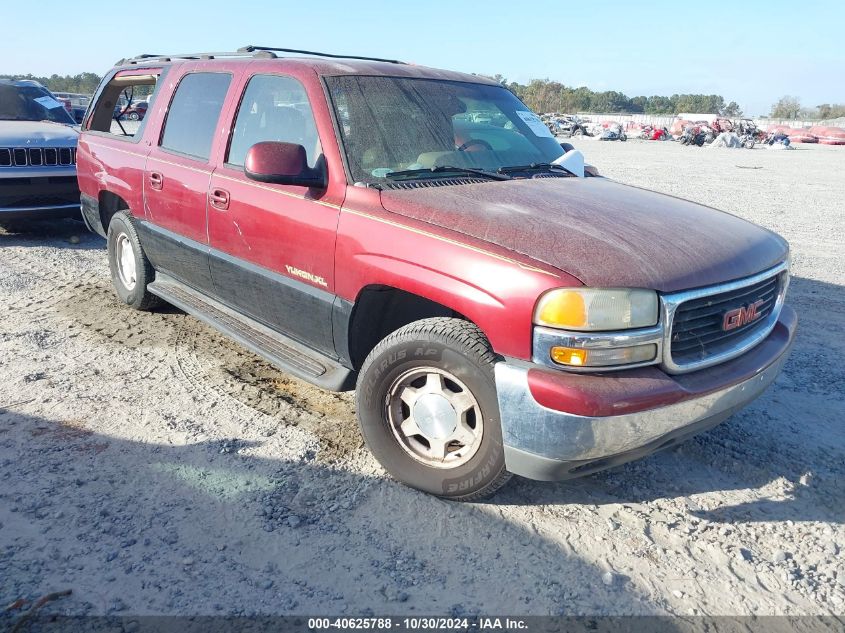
[[456, 138, 493, 152]]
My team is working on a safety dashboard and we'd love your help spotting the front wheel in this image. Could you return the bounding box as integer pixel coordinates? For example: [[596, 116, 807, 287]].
[[355, 318, 511, 501]]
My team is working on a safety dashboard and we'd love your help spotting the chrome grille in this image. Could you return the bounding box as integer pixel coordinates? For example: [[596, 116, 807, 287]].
[[661, 262, 789, 374], [0, 147, 76, 167], [671, 275, 779, 363]]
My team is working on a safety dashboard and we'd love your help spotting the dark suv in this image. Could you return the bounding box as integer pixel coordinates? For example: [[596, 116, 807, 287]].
[[76, 47, 795, 500], [0, 79, 80, 227]]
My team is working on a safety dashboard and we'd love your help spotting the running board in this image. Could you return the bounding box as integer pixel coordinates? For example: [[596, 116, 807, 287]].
[[148, 274, 355, 391]]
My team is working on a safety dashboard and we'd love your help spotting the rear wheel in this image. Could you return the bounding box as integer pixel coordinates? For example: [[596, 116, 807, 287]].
[[127, 112, 140, 121], [355, 318, 511, 501], [107, 212, 161, 310]]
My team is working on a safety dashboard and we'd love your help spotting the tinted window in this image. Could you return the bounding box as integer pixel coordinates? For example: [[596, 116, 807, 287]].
[[161, 73, 231, 160], [227, 75, 321, 168]]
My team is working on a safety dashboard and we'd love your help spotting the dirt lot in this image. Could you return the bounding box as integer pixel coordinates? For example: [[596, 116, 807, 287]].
[[1, 140, 843, 618]]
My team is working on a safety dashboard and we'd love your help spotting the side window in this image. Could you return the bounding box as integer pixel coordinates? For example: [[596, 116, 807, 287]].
[[160, 72, 232, 161], [227, 75, 321, 168], [86, 70, 162, 140]]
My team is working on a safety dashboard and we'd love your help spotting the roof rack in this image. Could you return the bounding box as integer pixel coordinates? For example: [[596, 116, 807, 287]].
[[237, 45, 404, 65], [116, 46, 404, 67], [115, 49, 278, 66]]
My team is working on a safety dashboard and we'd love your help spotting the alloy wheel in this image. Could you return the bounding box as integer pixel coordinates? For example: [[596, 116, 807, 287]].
[[386, 367, 484, 469]]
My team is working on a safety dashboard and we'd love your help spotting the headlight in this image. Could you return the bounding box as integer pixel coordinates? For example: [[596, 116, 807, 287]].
[[534, 288, 659, 331]]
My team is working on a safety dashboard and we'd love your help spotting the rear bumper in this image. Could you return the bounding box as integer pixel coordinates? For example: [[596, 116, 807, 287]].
[[495, 305, 796, 481]]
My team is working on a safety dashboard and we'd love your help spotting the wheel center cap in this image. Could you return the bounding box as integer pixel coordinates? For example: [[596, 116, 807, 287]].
[[413, 393, 457, 440]]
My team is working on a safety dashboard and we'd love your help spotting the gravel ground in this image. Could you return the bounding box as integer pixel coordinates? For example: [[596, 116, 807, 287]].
[[1, 139, 843, 619]]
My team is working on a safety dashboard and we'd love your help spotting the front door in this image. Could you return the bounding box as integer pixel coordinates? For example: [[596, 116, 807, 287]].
[[142, 71, 233, 292], [207, 73, 340, 356]]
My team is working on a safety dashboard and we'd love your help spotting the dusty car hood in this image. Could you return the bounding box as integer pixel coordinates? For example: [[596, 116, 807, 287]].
[[379, 177, 788, 292], [0, 121, 78, 146]]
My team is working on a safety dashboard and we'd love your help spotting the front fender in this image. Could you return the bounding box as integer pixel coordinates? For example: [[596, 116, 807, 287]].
[[335, 204, 577, 360]]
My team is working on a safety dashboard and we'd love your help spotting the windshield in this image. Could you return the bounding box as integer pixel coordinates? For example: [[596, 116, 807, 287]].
[[0, 84, 76, 124], [325, 76, 564, 184]]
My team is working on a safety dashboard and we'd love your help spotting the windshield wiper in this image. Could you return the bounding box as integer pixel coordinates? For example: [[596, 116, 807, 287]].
[[386, 165, 511, 181], [497, 162, 571, 175]]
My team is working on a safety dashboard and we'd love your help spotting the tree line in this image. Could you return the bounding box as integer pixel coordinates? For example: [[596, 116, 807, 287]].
[[2, 72, 103, 94], [492, 77, 845, 121], [769, 95, 845, 121], [490, 76, 741, 116]]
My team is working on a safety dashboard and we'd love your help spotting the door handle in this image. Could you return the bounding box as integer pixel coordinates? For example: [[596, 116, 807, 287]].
[[209, 188, 230, 211], [149, 171, 163, 191]]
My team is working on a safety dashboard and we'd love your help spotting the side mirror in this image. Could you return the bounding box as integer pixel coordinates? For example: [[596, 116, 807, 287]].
[[245, 141, 326, 188]]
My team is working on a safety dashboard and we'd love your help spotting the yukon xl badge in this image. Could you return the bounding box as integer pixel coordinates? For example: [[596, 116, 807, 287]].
[[285, 265, 328, 288], [722, 299, 765, 331]]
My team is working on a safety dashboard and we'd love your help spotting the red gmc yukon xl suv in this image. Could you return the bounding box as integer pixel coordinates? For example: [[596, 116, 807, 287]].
[[76, 47, 796, 500]]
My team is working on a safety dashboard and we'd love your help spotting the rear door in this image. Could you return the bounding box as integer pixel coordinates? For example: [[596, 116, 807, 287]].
[[142, 70, 233, 292], [207, 73, 341, 356]]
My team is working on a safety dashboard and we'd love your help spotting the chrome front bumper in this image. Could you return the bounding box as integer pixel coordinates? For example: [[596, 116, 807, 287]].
[[495, 316, 795, 481]]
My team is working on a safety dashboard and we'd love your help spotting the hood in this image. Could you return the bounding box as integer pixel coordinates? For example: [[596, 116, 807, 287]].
[[0, 121, 78, 146], [379, 177, 788, 293]]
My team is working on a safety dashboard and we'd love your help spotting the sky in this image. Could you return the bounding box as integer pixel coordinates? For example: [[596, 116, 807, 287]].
[[2, 0, 843, 117]]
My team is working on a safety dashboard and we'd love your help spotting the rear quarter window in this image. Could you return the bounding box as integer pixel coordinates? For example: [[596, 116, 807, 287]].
[[85, 69, 162, 140], [160, 72, 232, 161]]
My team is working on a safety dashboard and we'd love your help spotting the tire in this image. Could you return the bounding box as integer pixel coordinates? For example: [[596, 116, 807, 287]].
[[620, 134, 627, 142], [355, 317, 511, 501], [127, 112, 140, 121], [572, 129, 584, 137], [106, 211, 161, 310]]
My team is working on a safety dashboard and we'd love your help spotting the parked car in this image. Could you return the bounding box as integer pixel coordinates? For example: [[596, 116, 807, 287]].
[[77, 48, 795, 500], [51, 92, 91, 108], [115, 100, 149, 121], [547, 114, 588, 137], [597, 121, 627, 141], [0, 79, 81, 228], [50, 91, 91, 124]]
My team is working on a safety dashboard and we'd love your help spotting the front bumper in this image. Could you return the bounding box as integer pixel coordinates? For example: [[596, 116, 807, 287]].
[[495, 305, 796, 481], [1, 170, 81, 220]]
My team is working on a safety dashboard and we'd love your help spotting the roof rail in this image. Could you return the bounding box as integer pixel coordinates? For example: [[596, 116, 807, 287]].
[[238, 45, 404, 65], [115, 46, 403, 67], [115, 49, 278, 66]]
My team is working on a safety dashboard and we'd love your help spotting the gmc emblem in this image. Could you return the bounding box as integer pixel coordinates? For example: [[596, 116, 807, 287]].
[[722, 299, 765, 331]]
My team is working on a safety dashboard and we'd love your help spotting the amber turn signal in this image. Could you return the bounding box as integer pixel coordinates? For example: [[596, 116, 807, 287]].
[[550, 344, 657, 368], [550, 347, 589, 366]]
